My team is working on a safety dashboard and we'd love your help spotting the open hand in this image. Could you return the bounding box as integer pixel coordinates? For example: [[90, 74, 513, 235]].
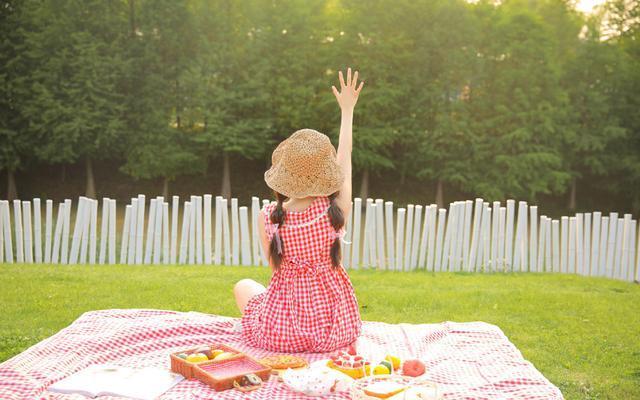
[[332, 68, 364, 111]]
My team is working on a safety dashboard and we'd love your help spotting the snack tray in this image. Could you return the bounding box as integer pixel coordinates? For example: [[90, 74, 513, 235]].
[[170, 344, 271, 391]]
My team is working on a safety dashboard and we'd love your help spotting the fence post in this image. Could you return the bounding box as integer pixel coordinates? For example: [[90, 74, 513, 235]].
[[591, 212, 601, 276], [417, 204, 431, 269], [33, 198, 42, 263], [468, 198, 483, 271], [88, 199, 97, 264], [0, 202, 4, 263], [222, 198, 231, 265], [204, 195, 212, 265], [13, 200, 24, 263], [560, 217, 568, 273], [108, 199, 116, 264], [368, 201, 378, 268], [441, 203, 455, 272], [529, 206, 537, 272], [505, 200, 515, 271], [239, 206, 251, 266], [179, 201, 191, 265], [490, 201, 500, 271], [537, 216, 546, 272], [44, 200, 53, 263], [362, 199, 372, 268], [403, 204, 414, 271], [23, 200, 33, 263], [627, 219, 636, 282], [214, 196, 222, 265], [188, 196, 196, 265], [1, 201, 13, 263], [598, 217, 609, 277], [144, 198, 157, 264], [568, 217, 576, 274], [61, 199, 71, 264], [68, 197, 84, 265], [375, 199, 386, 269], [79, 198, 91, 264], [584, 213, 591, 275], [51, 202, 64, 264], [171, 196, 179, 265], [162, 201, 169, 264], [575, 213, 584, 275], [231, 198, 240, 266], [351, 198, 362, 269], [552, 220, 560, 272], [481, 204, 491, 271], [127, 198, 138, 265], [454, 202, 466, 271], [153, 197, 164, 265], [497, 207, 506, 271], [99, 198, 109, 264], [384, 201, 395, 270], [605, 213, 618, 278], [195, 196, 203, 265], [250, 197, 261, 266], [135, 194, 145, 265], [120, 205, 131, 264], [395, 208, 406, 272], [613, 217, 625, 279], [434, 208, 447, 272]]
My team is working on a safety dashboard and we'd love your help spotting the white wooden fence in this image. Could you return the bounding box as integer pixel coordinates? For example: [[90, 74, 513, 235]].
[[0, 195, 638, 282]]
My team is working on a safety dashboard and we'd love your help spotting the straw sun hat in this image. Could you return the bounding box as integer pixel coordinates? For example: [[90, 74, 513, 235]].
[[264, 129, 344, 199]]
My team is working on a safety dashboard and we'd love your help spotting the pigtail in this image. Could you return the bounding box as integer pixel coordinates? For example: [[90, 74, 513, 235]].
[[269, 192, 286, 269], [327, 192, 345, 268]]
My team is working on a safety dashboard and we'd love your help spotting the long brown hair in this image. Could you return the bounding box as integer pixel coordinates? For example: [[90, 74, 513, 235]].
[[268, 192, 345, 269]]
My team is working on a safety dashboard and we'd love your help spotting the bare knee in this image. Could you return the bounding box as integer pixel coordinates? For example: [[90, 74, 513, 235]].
[[234, 279, 257, 295]]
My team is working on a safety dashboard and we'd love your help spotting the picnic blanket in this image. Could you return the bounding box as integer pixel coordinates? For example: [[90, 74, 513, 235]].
[[0, 309, 563, 400]]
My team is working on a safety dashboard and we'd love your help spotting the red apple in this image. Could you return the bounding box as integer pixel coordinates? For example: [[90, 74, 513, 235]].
[[402, 359, 426, 377]]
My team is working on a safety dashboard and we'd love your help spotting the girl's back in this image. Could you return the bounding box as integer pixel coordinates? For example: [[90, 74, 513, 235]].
[[241, 196, 361, 352]]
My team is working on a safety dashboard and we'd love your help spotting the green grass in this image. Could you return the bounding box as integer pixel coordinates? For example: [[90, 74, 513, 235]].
[[0, 264, 638, 399]]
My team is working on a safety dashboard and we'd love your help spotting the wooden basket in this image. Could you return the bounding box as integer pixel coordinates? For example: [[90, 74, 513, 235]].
[[193, 355, 272, 391], [169, 343, 240, 379]]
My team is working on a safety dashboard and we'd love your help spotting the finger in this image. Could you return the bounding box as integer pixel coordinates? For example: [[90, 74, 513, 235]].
[[352, 71, 359, 88], [339, 70, 345, 88], [347, 68, 352, 86], [356, 81, 364, 93], [332, 85, 339, 98]]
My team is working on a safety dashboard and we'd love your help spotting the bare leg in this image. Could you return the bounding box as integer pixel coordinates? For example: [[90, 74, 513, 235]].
[[234, 279, 266, 314]]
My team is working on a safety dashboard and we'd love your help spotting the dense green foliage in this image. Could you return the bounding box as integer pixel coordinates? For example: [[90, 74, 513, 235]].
[[1, 0, 639, 210], [0, 264, 638, 399]]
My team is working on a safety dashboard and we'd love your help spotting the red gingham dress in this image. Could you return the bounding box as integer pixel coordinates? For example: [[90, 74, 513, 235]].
[[241, 196, 362, 353]]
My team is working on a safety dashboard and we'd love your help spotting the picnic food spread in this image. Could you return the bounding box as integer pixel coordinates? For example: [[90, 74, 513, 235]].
[[170, 343, 435, 398]]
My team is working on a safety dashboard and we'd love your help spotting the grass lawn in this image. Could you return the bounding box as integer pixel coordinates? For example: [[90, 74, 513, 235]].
[[0, 264, 638, 399]]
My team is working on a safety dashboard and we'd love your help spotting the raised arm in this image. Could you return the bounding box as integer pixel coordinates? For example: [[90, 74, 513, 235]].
[[332, 68, 364, 217]]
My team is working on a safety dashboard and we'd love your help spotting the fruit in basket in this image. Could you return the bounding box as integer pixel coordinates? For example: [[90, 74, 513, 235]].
[[195, 346, 213, 359], [186, 353, 209, 363], [177, 353, 188, 359], [373, 364, 391, 375], [384, 355, 401, 370], [379, 360, 393, 372], [214, 351, 235, 361], [401, 359, 426, 377], [211, 349, 225, 358]]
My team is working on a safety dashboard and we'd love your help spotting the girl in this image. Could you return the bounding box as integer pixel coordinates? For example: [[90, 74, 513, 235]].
[[234, 68, 364, 353]]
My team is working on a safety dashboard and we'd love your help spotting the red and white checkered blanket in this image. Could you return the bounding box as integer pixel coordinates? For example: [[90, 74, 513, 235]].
[[0, 309, 562, 400]]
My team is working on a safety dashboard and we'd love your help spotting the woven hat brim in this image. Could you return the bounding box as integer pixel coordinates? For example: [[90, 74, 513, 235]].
[[264, 161, 345, 198]]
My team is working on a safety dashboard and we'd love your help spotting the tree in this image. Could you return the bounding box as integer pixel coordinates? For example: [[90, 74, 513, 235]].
[[0, 0, 37, 199], [562, 18, 627, 210], [120, 0, 204, 196], [22, 0, 128, 198]]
